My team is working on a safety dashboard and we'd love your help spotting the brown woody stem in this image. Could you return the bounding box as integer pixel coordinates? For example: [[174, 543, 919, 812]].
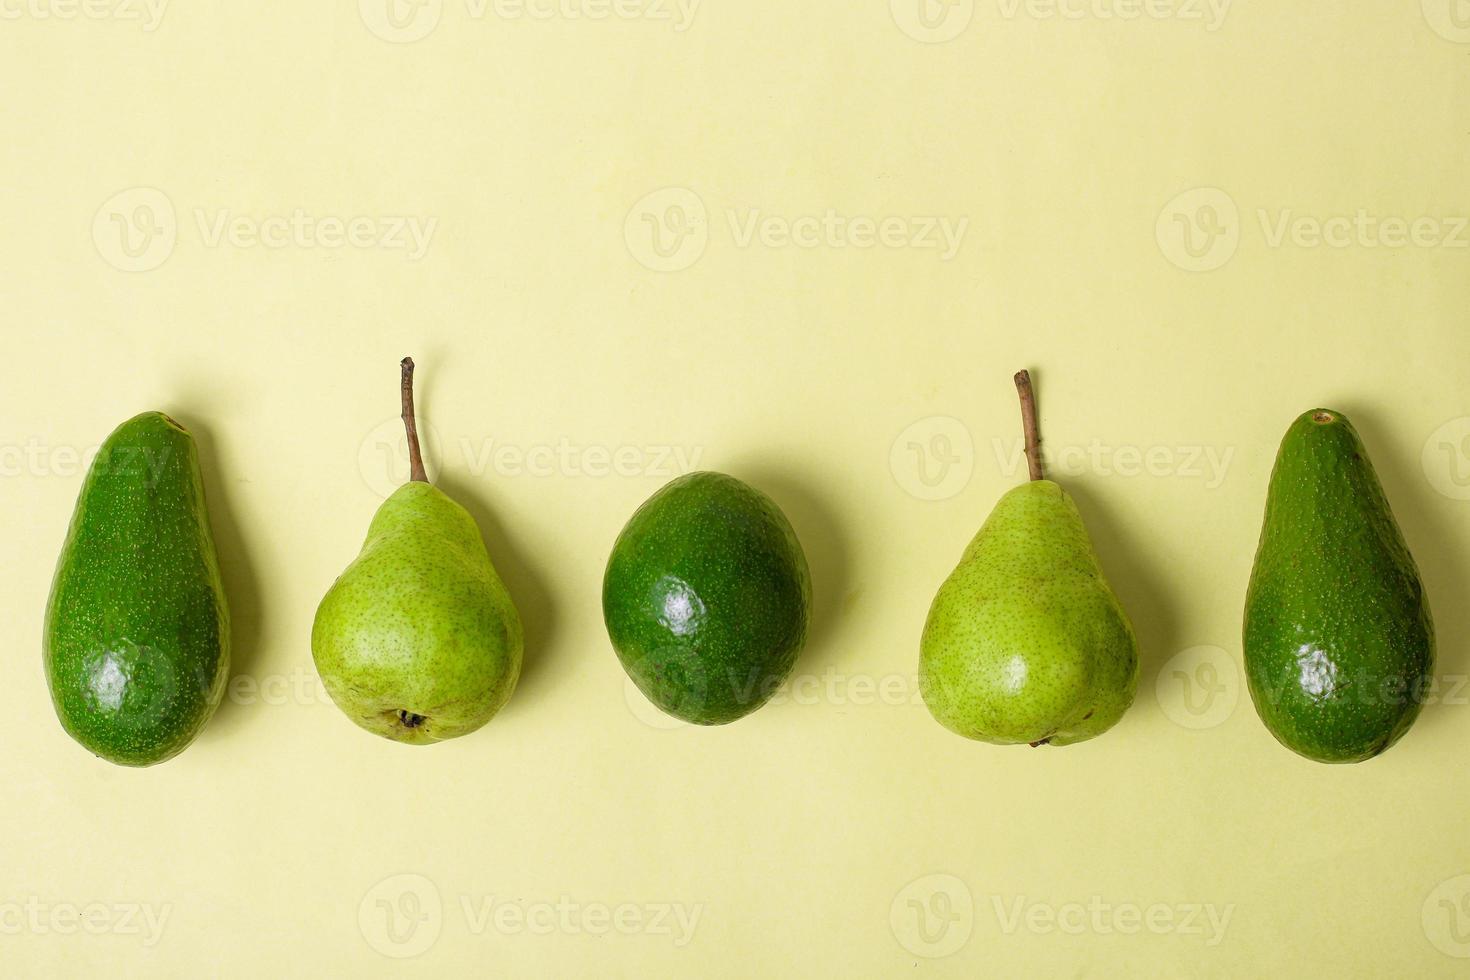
[[1014, 369, 1044, 482], [401, 357, 428, 483]]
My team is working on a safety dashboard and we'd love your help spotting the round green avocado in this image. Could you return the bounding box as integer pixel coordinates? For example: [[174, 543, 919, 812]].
[[603, 471, 812, 725]]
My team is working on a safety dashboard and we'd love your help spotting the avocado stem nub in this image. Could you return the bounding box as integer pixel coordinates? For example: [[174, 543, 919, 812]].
[[1014, 369, 1044, 482], [400, 357, 428, 484]]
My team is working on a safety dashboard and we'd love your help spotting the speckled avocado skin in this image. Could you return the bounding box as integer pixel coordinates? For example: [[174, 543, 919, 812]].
[[43, 412, 230, 767], [1244, 409, 1434, 764], [919, 481, 1138, 746], [312, 481, 523, 744], [603, 471, 811, 725]]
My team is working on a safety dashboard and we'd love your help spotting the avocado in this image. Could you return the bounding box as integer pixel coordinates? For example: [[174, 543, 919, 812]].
[[1243, 408, 1434, 763], [44, 412, 230, 766], [603, 472, 811, 725]]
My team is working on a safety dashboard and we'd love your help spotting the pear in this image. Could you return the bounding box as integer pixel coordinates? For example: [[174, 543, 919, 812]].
[[919, 371, 1139, 746], [311, 358, 523, 744]]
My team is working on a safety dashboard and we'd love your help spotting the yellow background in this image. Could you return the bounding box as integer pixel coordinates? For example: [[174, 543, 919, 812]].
[[3, 1, 1469, 976]]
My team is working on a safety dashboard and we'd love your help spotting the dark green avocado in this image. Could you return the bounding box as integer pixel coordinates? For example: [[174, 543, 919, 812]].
[[1243, 408, 1434, 764], [603, 471, 811, 725], [44, 412, 230, 767]]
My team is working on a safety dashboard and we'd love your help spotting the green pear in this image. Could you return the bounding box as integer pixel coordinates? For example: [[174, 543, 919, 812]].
[[312, 358, 523, 744], [919, 371, 1138, 746]]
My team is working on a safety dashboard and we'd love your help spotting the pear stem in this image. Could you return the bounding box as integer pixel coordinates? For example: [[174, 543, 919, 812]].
[[1014, 369, 1044, 482], [401, 357, 428, 483]]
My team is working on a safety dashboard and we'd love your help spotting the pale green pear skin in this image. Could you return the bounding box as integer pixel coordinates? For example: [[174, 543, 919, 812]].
[[920, 481, 1139, 746], [312, 482, 523, 744]]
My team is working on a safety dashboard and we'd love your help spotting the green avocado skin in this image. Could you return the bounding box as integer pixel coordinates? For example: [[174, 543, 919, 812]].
[[44, 412, 230, 767], [1244, 409, 1433, 764], [603, 472, 811, 725]]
